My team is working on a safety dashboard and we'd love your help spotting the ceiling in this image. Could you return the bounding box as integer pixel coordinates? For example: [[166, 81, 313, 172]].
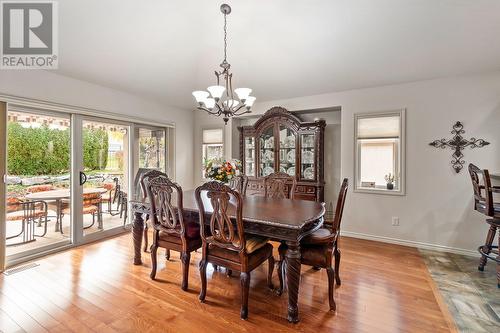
[[56, 0, 500, 109]]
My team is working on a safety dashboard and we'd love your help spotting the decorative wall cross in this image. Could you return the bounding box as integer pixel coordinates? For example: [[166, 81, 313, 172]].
[[429, 121, 490, 173]]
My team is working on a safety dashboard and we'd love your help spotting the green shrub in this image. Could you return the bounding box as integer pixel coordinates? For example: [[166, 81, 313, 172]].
[[83, 128, 109, 171], [7, 123, 109, 175]]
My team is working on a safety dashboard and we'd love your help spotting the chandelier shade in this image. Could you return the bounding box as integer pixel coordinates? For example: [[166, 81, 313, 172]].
[[207, 85, 226, 100], [191, 4, 255, 124], [192, 91, 210, 103]]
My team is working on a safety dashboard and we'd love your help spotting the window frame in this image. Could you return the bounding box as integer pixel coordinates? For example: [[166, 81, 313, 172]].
[[201, 127, 224, 179], [354, 109, 406, 196]]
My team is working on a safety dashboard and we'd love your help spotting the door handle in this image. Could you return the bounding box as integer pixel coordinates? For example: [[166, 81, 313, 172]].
[[79, 172, 87, 186]]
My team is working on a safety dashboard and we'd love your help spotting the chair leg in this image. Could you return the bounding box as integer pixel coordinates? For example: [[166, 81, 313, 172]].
[[240, 272, 250, 320], [150, 238, 158, 280], [180, 252, 190, 291], [478, 224, 497, 271], [36, 215, 48, 237], [199, 259, 208, 302], [165, 249, 170, 260], [267, 256, 275, 290], [227, 269, 232, 277], [326, 267, 336, 311], [143, 224, 149, 252], [334, 245, 341, 286], [277, 243, 287, 295], [497, 232, 500, 288], [124, 202, 128, 223]]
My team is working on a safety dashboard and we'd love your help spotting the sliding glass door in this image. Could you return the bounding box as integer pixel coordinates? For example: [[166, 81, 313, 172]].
[[5, 108, 72, 260], [79, 118, 131, 240], [2, 103, 172, 267]]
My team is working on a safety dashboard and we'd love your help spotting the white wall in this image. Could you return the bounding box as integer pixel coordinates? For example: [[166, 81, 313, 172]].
[[0, 70, 194, 189], [248, 71, 500, 253]]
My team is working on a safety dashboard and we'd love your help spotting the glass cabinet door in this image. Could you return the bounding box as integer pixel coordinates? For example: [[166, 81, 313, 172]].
[[279, 125, 296, 177], [244, 136, 255, 177], [259, 126, 275, 177], [300, 133, 316, 180]]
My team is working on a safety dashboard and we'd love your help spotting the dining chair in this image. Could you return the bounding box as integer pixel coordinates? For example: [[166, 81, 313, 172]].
[[229, 174, 249, 196], [140, 169, 169, 253], [6, 197, 48, 245], [277, 178, 348, 311], [264, 171, 296, 199], [468, 164, 500, 286], [147, 175, 202, 291], [195, 181, 275, 319]]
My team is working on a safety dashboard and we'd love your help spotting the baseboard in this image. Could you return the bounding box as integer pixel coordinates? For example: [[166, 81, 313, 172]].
[[341, 231, 478, 257]]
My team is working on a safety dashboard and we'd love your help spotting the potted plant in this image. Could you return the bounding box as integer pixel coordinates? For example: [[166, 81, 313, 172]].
[[384, 173, 395, 190], [204, 158, 241, 184]]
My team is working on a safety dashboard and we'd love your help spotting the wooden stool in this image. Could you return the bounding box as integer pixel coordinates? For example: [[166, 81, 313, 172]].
[[469, 164, 500, 288]]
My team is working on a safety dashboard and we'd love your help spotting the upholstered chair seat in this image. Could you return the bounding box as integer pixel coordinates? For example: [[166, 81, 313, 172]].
[[6, 210, 47, 221], [301, 228, 337, 245]]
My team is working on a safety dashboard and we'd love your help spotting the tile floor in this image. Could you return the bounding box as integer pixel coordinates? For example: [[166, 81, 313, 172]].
[[420, 249, 500, 332]]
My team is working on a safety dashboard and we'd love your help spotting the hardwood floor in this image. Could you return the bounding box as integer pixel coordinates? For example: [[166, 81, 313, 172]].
[[0, 234, 455, 332]]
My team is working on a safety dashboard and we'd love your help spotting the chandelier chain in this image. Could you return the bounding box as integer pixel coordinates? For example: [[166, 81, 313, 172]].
[[223, 13, 227, 62]]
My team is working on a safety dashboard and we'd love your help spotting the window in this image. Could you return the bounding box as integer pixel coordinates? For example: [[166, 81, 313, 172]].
[[138, 127, 167, 171], [202, 128, 224, 178], [354, 110, 405, 195]]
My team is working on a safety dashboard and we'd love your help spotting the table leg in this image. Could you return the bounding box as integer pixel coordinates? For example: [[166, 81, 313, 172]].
[[98, 202, 103, 230], [55, 199, 61, 232], [285, 240, 301, 323], [133, 211, 145, 265]]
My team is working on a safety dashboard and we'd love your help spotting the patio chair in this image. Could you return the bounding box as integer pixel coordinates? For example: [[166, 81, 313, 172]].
[[26, 184, 57, 225], [59, 192, 103, 233], [6, 197, 48, 245], [101, 182, 116, 214]]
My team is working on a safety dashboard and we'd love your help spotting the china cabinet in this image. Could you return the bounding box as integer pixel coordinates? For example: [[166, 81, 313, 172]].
[[239, 107, 325, 201]]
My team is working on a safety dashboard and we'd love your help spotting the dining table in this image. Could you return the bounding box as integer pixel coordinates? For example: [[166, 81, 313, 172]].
[[130, 190, 326, 323], [25, 187, 108, 231]]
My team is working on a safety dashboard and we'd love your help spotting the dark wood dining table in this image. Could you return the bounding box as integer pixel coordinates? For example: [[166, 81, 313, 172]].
[[130, 190, 326, 323]]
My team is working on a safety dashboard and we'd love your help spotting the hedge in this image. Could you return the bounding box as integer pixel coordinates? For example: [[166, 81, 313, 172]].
[[7, 122, 109, 175]]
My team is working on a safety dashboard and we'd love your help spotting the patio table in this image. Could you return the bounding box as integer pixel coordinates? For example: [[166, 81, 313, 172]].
[[26, 188, 108, 232]]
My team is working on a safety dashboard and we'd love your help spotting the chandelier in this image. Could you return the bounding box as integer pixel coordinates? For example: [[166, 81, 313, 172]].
[[192, 4, 255, 124]]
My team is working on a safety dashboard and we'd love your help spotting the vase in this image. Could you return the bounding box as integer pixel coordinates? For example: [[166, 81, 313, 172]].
[[386, 183, 394, 190]]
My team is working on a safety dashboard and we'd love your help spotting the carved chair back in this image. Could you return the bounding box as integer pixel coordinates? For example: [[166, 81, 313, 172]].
[[264, 172, 296, 199], [469, 163, 487, 213], [195, 181, 246, 253], [229, 174, 248, 196], [330, 178, 349, 234], [146, 175, 185, 236], [140, 169, 168, 200], [468, 163, 498, 217]]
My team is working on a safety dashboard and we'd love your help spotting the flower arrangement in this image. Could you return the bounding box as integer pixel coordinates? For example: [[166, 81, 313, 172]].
[[384, 173, 396, 190], [204, 159, 242, 183]]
